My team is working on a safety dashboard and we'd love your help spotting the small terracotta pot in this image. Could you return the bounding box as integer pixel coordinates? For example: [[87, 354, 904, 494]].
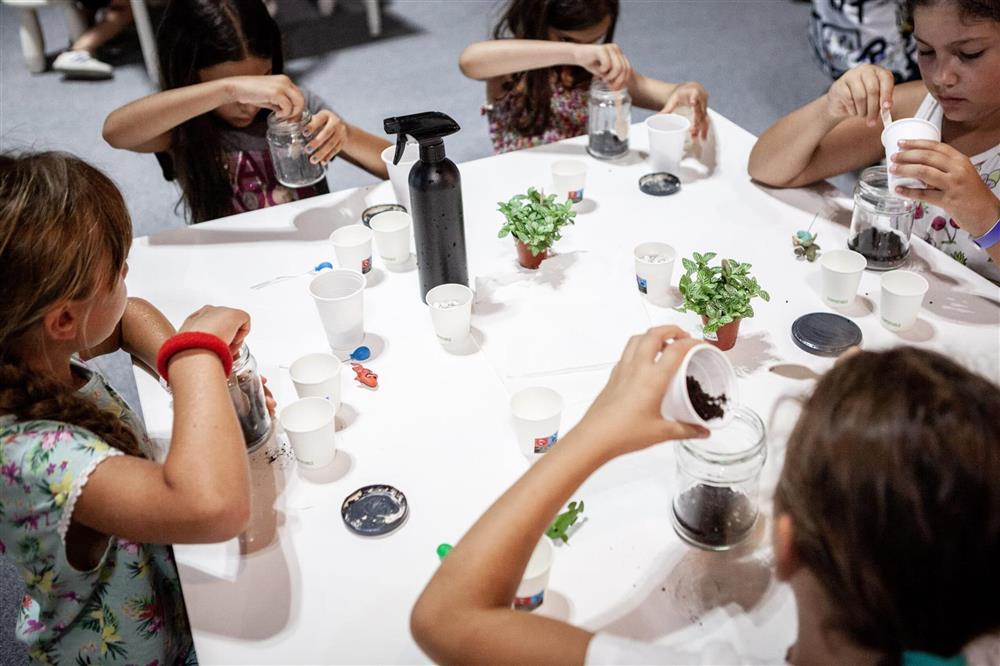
[[701, 315, 741, 351], [515, 239, 547, 269]]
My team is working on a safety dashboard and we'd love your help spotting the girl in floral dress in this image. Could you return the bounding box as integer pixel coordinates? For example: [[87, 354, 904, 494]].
[[460, 0, 711, 154], [0, 152, 273, 663]]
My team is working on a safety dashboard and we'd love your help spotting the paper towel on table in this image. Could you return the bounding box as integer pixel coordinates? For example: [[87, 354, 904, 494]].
[[474, 251, 650, 378]]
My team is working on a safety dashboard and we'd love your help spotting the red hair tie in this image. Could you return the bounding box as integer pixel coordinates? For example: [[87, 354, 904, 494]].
[[156, 332, 233, 383]]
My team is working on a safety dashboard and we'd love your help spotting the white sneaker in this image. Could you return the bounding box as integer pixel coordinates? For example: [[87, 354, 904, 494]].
[[53, 50, 113, 80]]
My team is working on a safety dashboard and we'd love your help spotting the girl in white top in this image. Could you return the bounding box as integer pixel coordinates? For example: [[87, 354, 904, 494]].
[[749, 0, 1000, 284], [409, 327, 1000, 665]]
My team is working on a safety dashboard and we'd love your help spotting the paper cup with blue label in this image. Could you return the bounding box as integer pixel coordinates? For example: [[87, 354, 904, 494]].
[[330, 224, 374, 275], [289, 353, 342, 411], [551, 160, 587, 205], [881, 118, 940, 192], [634, 242, 676, 305], [513, 538, 553, 611], [426, 283, 474, 344], [510, 387, 563, 458]]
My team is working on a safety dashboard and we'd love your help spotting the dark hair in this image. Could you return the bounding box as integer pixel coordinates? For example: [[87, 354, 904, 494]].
[[157, 0, 284, 223], [492, 0, 619, 136], [0, 152, 141, 457], [775, 348, 1000, 656], [906, 0, 1000, 21]]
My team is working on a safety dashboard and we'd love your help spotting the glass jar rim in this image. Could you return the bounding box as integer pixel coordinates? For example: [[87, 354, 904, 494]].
[[231, 343, 250, 375], [589, 79, 628, 98], [267, 109, 311, 131], [679, 407, 767, 463]]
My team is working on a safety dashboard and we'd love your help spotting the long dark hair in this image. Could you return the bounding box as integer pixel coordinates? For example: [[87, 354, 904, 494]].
[[775, 348, 1000, 656], [906, 0, 1000, 21], [157, 0, 284, 223], [492, 0, 618, 137]]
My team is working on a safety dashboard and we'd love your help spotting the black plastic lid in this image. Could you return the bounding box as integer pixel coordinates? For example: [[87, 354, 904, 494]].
[[341, 485, 409, 537], [639, 172, 681, 196], [791, 313, 863, 356], [362, 203, 407, 228]]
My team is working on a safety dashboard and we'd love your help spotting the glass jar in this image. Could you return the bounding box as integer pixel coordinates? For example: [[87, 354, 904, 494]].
[[848, 166, 916, 270], [672, 407, 766, 551], [266, 110, 327, 188], [587, 80, 630, 159], [229, 344, 273, 453]]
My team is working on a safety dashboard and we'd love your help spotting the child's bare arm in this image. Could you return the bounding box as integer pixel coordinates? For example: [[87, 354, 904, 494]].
[[79, 297, 175, 378], [340, 124, 391, 179], [629, 73, 710, 139]]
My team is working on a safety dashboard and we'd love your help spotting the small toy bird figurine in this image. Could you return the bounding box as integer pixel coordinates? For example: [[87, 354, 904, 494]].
[[351, 363, 378, 389], [546, 500, 585, 543], [793, 229, 821, 262]]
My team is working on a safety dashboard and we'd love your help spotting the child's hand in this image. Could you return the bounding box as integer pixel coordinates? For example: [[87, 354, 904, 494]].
[[575, 326, 710, 457], [261, 376, 277, 418], [662, 81, 710, 140], [179, 306, 251, 357], [825, 64, 895, 126], [226, 74, 305, 119], [892, 139, 1000, 236], [574, 43, 632, 90], [304, 110, 349, 165]]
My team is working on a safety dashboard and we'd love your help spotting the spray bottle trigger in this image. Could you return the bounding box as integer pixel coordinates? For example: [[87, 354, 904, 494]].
[[392, 135, 407, 165]]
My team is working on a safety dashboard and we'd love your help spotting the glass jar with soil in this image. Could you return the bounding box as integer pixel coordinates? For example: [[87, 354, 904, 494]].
[[587, 80, 630, 159], [266, 110, 327, 188], [672, 407, 766, 551], [229, 344, 273, 453], [848, 165, 916, 270]]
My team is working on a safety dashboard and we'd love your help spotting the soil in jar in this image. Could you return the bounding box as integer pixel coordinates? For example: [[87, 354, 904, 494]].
[[686, 376, 727, 421], [229, 370, 272, 448], [588, 131, 628, 158], [673, 484, 756, 548], [848, 227, 909, 269]]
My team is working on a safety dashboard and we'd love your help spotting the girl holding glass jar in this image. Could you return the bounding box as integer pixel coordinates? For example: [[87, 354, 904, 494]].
[[411, 327, 1000, 665], [103, 0, 390, 224], [459, 0, 710, 155]]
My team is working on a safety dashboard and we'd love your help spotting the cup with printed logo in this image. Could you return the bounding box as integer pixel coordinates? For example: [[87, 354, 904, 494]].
[[370, 210, 412, 265], [820, 249, 867, 308], [550, 160, 587, 205], [880, 270, 929, 332], [634, 242, 676, 305], [279, 397, 337, 468], [513, 538, 554, 611], [309, 269, 365, 354], [330, 225, 374, 275], [510, 387, 563, 458], [289, 353, 342, 411]]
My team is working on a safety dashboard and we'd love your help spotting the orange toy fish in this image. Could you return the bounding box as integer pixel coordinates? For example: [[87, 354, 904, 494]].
[[351, 363, 378, 389]]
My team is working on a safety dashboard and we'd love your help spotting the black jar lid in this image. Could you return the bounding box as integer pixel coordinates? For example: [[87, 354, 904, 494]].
[[791, 313, 863, 356], [341, 484, 409, 537], [639, 172, 681, 196]]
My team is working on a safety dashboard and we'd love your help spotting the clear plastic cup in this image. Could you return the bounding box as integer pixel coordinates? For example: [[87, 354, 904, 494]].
[[880, 270, 929, 332], [370, 210, 412, 265], [510, 387, 563, 457], [381, 143, 419, 212], [279, 397, 337, 468], [425, 283, 473, 344], [309, 269, 365, 353], [820, 249, 867, 308], [330, 225, 374, 275], [646, 113, 690, 173], [550, 160, 587, 204], [289, 352, 342, 410]]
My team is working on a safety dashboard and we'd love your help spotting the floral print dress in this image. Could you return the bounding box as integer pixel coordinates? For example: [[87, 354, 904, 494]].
[[483, 68, 590, 154], [0, 359, 195, 664], [912, 94, 1000, 284]]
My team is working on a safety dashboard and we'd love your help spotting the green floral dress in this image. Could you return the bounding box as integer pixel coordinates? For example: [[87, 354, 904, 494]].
[[0, 360, 195, 664]]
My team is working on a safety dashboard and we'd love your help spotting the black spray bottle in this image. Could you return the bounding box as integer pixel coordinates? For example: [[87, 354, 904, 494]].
[[383, 111, 469, 300]]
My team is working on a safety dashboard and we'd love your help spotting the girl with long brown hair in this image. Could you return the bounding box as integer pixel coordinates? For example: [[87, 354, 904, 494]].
[[460, 0, 711, 154], [0, 151, 270, 662]]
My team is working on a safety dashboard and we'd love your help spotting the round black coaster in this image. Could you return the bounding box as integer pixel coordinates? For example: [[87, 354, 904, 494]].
[[791, 312, 863, 357], [361, 203, 407, 228], [341, 484, 409, 537], [639, 172, 681, 196]]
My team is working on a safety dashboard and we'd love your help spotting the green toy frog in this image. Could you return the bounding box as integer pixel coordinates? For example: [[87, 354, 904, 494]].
[[546, 500, 585, 543]]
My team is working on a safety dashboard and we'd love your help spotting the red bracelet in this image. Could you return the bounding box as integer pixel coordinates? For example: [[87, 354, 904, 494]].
[[156, 332, 233, 383]]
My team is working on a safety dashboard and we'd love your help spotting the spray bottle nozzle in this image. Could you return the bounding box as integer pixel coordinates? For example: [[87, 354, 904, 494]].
[[384, 111, 461, 165]]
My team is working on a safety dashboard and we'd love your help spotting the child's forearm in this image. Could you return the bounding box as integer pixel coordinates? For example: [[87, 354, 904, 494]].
[[103, 79, 233, 152], [459, 39, 579, 80], [748, 96, 845, 187], [628, 73, 679, 111], [121, 298, 176, 376], [341, 125, 391, 179]]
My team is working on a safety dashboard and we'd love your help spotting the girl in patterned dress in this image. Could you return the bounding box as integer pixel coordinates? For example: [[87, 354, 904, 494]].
[[103, 0, 390, 223], [0, 151, 273, 663], [460, 0, 711, 154], [750, 0, 1000, 284]]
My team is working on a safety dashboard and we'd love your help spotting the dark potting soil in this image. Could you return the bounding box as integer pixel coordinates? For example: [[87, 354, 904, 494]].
[[674, 484, 756, 548], [588, 131, 628, 158], [848, 227, 909, 269], [686, 376, 727, 421]]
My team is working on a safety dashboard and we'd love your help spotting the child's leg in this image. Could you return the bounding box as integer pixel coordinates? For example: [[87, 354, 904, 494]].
[[71, 0, 133, 55], [53, 0, 133, 79]]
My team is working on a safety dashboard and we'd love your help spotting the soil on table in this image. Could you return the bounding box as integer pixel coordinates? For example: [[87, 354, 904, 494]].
[[849, 227, 909, 269], [686, 376, 727, 421], [588, 131, 628, 158], [673, 484, 756, 548]]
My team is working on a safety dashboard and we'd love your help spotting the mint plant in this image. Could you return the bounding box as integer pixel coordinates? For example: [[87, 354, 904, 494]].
[[678, 252, 770, 334], [497, 187, 576, 257]]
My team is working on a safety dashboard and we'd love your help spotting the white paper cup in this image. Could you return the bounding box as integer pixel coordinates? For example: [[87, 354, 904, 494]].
[[660, 344, 739, 428], [330, 224, 374, 275], [513, 538, 553, 611], [881, 118, 940, 191], [880, 270, 929, 332], [381, 143, 419, 212], [646, 113, 691, 173], [510, 387, 563, 457], [550, 160, 587, 204], [369, 210, 411, 265], [279, 397, 337, 468], [820, 249, 867, 308], [634, 242, 676, 304], [289, 353, 342, 410], [425, 283, 473, 344], [309, 269, 365, 353]]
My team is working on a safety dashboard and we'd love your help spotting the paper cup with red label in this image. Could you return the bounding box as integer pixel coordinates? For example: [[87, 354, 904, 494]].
[[513, 538, 553, 611], [510, 387, 563, 458], [330, 224, 374, 275], [551, 160, 587, 204]]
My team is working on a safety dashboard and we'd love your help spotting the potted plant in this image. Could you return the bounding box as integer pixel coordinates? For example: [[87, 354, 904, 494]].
[[678, 251, 770, 351], [497, 187, 576, 269]]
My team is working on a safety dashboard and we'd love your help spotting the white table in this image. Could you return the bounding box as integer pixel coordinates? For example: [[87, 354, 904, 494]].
[[129, 111, 1000, 664]]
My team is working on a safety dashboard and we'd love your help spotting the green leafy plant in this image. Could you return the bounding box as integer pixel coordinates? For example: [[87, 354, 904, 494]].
[[678, 252, 770, 334], [497, 187, 576, 257]]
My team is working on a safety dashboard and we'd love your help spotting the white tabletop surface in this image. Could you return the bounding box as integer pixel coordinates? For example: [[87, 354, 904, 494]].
[[128, 110, 1000, 664]]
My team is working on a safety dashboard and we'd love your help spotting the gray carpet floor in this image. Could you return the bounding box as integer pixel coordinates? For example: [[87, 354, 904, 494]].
[[0, 1, 829, 662]]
